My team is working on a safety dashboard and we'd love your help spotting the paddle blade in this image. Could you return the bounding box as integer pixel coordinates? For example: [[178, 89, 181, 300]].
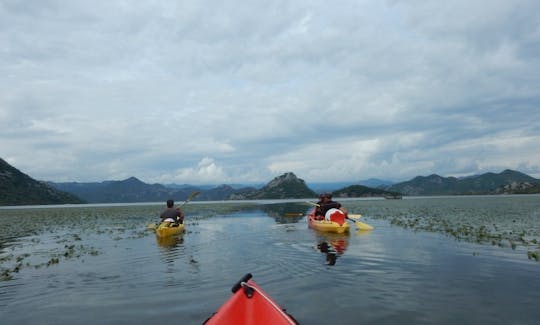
[[348, 214, 362, 220], [187, 191, 201, 201], [355, 221, 373, 231], [148, 223, 157, 230]]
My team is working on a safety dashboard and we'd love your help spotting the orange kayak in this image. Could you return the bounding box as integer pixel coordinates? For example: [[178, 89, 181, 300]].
[[204, 273, 297, 325]]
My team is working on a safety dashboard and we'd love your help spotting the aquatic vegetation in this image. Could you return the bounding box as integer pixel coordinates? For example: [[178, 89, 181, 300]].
[[527, 251, 539, 261], [0, 202, 260, 281], [1, 268, 13, 281], [2, 197, 536, 282], [346, 196, 540, 261], [47, 257, 60, 266]]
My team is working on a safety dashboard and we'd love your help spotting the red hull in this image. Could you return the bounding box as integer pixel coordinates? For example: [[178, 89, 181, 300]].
[[205, 274, 297, 325]]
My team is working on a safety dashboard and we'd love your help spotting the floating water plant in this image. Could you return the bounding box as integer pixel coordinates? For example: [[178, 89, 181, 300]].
[[47, 257, 60, 266], [527, 251, 539, 261], [345, 197, 540, 261], [1, 268, 13, 281]]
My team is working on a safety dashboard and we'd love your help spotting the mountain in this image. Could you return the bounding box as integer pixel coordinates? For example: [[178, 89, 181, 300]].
[[308, 178, 394, 193], [6, 155, 538, 205], [0, 158, 84, 206], [333, 185, 401, 198], [195, 184, 257, 200], [387, 169, 540, 195], [50, 178, 256, 203], [50, 177, 200, 203], [307, 181, 357, 193], [357, 178, 395, 188], [166, 183, 265, 190], [232, 172, 317, 200]]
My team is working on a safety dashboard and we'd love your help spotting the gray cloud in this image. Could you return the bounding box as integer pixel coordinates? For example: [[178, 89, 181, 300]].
[[1, 0, 539, 184]]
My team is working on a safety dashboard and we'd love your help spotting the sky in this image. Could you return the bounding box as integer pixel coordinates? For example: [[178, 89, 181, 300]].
[[1, 0, 539, 185]]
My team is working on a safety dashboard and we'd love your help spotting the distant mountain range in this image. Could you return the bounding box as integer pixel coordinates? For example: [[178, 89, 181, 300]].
[[333, 185, 402, 198], [1, 157, 539, 206], [49, 173, 314, 203], [384, 169, 540, 196], [307, 178, 394, 193]]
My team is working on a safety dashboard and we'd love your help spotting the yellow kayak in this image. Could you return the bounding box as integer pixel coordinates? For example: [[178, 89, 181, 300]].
[[307, 210, 350, 234], [155, 221, 185, 237]]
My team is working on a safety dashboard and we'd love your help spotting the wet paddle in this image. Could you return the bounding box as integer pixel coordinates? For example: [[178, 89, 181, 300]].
[[345, 213, 372, 230], [346, 217, 373, 230]]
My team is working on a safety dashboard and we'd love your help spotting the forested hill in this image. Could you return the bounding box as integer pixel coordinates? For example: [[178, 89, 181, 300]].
[[386, 169, 540, 195], [0, 158, 84, 206], [333, 185, 401, 198]]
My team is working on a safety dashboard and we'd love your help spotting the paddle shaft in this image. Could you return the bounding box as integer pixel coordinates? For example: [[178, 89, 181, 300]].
[[179, 191, 200, 208]]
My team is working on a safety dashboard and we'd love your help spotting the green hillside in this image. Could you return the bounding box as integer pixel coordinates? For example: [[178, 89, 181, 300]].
[[333, 185, 401, 198], [388, 170, 540, 195], [0, 158, 84, 206]]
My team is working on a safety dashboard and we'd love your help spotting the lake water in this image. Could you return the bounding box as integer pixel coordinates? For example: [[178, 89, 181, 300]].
[[1, 196, 539, 324]]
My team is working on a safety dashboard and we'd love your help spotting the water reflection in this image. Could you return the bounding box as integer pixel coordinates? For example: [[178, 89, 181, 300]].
[[314, 233, 349, 266], [157, 234, 186, 280], [355, 229, 373, 237], [262, 203, 308, 224]]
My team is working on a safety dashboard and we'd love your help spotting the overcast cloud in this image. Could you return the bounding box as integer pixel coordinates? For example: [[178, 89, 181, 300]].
[[1, 0, 539, 184]]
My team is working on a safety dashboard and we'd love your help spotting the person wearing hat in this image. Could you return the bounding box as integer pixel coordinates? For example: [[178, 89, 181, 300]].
[[160, 199, 185, 224], [319, 193, 348, 220]]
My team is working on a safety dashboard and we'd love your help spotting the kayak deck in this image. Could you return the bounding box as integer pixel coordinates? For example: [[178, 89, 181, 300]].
[[155, 221, 184, 237], [204, 273, 297, 325], [307, 210, 350, 234]]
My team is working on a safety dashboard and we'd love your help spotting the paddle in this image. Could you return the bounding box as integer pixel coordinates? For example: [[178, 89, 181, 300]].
[[284, 212, 304, 217], [305, 201, 320, 207], [148, 191, 201, 229], [305, 201, 373, 230], [180, 191, 201, 207], [349, 218, 373, 230], [345, 212, 372, 230]]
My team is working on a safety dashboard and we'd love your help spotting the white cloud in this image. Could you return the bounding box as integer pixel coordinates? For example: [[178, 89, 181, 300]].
[[1, 0, 539, 184]]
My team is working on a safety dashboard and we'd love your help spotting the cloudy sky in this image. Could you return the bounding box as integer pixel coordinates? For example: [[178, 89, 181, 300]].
[[1, 0, 539, 185]]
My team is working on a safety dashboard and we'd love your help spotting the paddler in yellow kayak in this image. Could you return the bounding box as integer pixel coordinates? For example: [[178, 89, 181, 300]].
[[160, 199, 185, 224], [314, 192, 348, 221]]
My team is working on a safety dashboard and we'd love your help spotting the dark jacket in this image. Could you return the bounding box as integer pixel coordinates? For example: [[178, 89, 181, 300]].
[[320, 201, 341, 216], [160, 208, 181, 222]]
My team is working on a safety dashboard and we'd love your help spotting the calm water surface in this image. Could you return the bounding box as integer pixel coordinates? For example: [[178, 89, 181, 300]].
[[1, 196, 539, 324]]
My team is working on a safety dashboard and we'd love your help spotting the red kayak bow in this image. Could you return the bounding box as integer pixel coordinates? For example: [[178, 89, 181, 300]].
[[204, 273, 297, 325]]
